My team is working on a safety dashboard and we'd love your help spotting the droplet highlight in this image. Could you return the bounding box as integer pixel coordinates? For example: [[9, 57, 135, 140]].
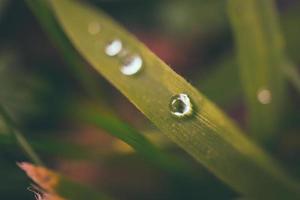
[[120, 54, 143, 75], [257, 88, 272, 104], [105, 39, 123, 56], [169, 93, 193, 117], [88, 21, 101, 35]]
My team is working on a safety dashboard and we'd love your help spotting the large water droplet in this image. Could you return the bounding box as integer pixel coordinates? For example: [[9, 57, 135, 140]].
[[105, 39, 123, 56], [120, 54, 143, 75], [169, 93, 193, 117], [257, 88, 272, 104], [88, 21, 101, 35]]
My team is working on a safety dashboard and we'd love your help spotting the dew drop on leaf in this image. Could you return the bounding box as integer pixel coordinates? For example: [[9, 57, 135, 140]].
[[120, 54, 143, 75], [169, 93, 193, 117], [105, 39, 123, 56], [257, 88, 272, 104]]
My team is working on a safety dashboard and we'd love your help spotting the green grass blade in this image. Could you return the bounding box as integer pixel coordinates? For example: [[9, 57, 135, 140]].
[[282, 60, 300, 93], [0, 133, 104, 160], [228, 0, 287, 142], [195, 54, 300, 109], [71, 103, 189, 174], [0, 104, 43, 165], [26, 0, 186, 173], [49, 0, 300, 198]]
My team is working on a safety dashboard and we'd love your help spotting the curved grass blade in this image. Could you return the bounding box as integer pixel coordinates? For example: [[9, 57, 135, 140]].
[[71, 103, 190, 174], [0, 132, 168, 162], [18, 162, 113, 200], [50, 0, 300, 198], [228, 0, 287, 143]]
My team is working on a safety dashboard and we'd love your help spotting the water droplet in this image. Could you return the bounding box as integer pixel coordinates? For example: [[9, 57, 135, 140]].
[[169, 93, 193, 117], [257, 88, 272, 104], [120, 54, 143, 75], [105, 39, 123, 56], [88, 21, 101, 35]]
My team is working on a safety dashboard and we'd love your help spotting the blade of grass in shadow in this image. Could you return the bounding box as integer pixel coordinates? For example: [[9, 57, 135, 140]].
[[196, 1, 300, 113], [71, 102, 190, 174], [0, 104, 43, 165], [282, 60, 300, 93], [50, 0, 300, 198], [26, 0, 188, 175], [26, 0, 103, 101], [1, 134, 89, 160], [18, 162, 113, 200], [0, 133, 95, 160], [228, 0, 287, 143], [0, 132, 168, 162], [195, 54, 241, 107], [0, 0, 8, 19], [195, 53, 300, 109]]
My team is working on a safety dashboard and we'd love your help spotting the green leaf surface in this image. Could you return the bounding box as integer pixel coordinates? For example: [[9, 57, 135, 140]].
[[50, 0, 300, 198], [26, 0, 187, 174], [228, 0, 287, 142]]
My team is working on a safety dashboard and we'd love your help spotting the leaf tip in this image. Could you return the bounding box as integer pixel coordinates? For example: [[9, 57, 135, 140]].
[[18, 162, 58, 193]]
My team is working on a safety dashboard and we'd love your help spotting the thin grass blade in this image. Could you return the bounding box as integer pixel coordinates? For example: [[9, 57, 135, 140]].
[[228, 0, 287, 142], [0, 104, 43, 165]]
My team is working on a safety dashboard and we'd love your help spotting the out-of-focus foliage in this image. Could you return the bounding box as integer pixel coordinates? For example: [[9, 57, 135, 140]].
[[229, 0, 287, 143]]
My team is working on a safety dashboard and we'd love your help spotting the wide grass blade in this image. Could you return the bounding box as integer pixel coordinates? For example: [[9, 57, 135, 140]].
[[49, 0, 300, 198], [26, 0, 187, 174], [228, 0, 287, 142]]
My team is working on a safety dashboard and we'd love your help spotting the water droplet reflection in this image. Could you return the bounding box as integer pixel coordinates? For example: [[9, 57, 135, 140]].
[[257, 88, 272, 104], [105, 39, 123, 56], [120, 54, 143, 75], [88, 21, 101, 35], [169, 93, 193, 117]]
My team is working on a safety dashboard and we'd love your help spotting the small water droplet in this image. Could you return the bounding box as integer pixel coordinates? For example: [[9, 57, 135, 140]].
[[169, 93, 193, 117], [257, 88, 272, 104], [120, 54, 143, 75], [105, 39, 123, 56], [88, 21, 101, 35]]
